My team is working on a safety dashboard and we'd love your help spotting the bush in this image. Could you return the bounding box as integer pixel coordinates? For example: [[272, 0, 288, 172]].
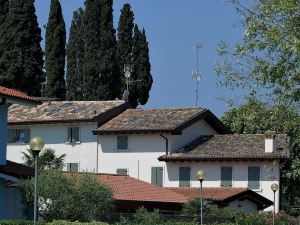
[[47, 221, 109, 225], [0, 221, 45, 225], [21, 170, 114, 222]]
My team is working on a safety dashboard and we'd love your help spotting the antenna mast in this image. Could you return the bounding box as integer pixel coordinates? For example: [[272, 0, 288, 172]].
[[192, 43, 203, 108]]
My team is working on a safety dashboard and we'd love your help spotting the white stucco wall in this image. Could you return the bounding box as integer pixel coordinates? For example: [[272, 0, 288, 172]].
[[165, 161, 280, 212], [7, 122, 98, 172], [228, 199, 258, 213]]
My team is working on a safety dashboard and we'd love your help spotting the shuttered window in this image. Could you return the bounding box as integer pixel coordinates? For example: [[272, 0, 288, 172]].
[[67, 163, 79, 172], [117, 136, 128, 150], [151, 167, 163, 186], [248, 166, 260, 189], [67, 127, 80, 143], [179, 167, 191, 187], [116, 168, 128, 175], [221, 166, 232, 187], [8, 129, 30, 143]]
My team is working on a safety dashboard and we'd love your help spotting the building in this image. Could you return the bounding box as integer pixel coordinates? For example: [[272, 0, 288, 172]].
[[7, 100, 128, 172], [0, 85, 39, 219], [94, 108, 289, 212]]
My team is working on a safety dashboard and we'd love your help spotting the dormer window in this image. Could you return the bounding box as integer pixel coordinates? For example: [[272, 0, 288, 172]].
[[117, 135, 128, 151]]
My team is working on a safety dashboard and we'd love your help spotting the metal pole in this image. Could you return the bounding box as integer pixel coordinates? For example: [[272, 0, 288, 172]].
[[200, 180, 203, 225], [34, 153, 39, 225], [273, 190, 275, 225]]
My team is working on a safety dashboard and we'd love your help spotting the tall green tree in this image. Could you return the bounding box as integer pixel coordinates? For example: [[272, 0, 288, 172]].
[[117, 3, 134, 69], [82, 0, 101, 100], [216, 0, 300, 105], [98, 0, 121, 100], [44, 0, 66, 99], [0, 0, 44, 96], [222, 99, 300, 208], [0, 0, 9, 78], [129, 25, 153, 108], [66, 8, 84, 100]]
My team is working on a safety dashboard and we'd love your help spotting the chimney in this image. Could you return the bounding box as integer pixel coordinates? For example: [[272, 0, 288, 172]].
[[264, 130, 276, 153]]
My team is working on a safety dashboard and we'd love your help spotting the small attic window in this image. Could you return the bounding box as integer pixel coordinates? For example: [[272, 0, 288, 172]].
[[47, 108, 60, 116], [72, 108, 84, 113], [61, 103, 72, 108]]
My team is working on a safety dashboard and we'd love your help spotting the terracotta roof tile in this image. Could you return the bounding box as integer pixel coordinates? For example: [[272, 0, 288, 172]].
[[8, 100, 126, 124], [0, 160, 34, 178], [95, 174, 188, 203], [159, 134, 289, 161], [166, 187, 247, 201], [95, 108, 206, 133], [0, 86, 39, 104]]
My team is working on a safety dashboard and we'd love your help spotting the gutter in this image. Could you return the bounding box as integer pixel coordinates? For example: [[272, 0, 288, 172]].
[[160, 133, 169, 155]]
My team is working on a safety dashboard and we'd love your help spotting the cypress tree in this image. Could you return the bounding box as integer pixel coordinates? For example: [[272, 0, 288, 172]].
[[98, 0, 121, 100], [117, 3, 134, 68], [66, 8, 84, 100], [82, 0, 101, 100], [136, 28, 153, 105], [44, 0, 66, 99], [0, 0, 9, 84], [0, 0, 44, 96]]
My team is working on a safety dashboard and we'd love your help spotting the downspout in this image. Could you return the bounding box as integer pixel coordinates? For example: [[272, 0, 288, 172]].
[[96, 134, 99, 173], [160, 133, 169, 155], [0, 98, 6, 106]]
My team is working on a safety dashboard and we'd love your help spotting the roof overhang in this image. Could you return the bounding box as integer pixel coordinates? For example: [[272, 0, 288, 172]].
[[158, 156, 289, 162]]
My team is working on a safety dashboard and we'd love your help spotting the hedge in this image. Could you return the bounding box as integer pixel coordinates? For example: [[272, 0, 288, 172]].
[[0, 221, 108, 225]]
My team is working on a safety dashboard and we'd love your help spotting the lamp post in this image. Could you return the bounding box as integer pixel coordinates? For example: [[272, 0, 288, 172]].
[[271, 183, 279, 225], [30, 137, 44, 225], [196, 170, 206, 225]]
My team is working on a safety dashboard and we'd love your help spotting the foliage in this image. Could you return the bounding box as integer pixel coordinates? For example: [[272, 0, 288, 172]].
[[66, 8, 85, 100], [21, 170, 114, 222], [0, 0, 44, 96], [22, 148, 66, 171], [0, 221, 45, 225], [47, 221, 109, 225], [182, 199, 213, 217], [44, 0, 66, 99], [216, 0, 300, 104], [221, 98, 300, 208]]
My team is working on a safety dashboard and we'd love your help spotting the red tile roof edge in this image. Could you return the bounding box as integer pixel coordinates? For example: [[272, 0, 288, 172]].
[[0, 86, 40, 104]]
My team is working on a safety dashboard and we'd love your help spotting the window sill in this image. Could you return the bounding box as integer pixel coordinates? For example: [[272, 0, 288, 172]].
[[65, 141, 81, 145], [114, 148, 130, 152], [248, 188, 262, 192]]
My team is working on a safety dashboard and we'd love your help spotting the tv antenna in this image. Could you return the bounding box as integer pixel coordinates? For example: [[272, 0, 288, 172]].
[[192, 43, 203, 108], [122, 65, 141, 102]]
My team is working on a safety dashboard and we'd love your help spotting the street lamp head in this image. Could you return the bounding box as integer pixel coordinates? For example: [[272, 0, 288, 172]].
[[271, 183, 279, 192], [30, 137, 44, 154], [196, 170, 206, 182]]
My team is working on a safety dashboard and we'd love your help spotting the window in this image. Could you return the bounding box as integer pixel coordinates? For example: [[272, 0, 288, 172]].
[[179, 167, 191, 187], [248, 166, 260, 189], [8, 129, 30, 143], [66, 163, 79, 172], [117, 136, 128, 150], [67, 127, 80, 143], [116, 168, 128, 175], [151, 167, 163, 186], [221, 166, 232, 187]]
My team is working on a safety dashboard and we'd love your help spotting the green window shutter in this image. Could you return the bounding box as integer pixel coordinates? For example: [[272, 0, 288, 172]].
[[151, 167, 156, 185], [72, 127, 80, 142], [24, 129, 30, 143], [117, 136, 128, 150], [151, 167, 163, 186], [221, 167, 232, 187], [117, 168, 128, 175], [179, 167, 190, 187], [67, 163, 79, 172], [157, 167, 163, 187], [8, 129, 14, 143], [248, 166, 260, 189], [67, 128, 72, 142]]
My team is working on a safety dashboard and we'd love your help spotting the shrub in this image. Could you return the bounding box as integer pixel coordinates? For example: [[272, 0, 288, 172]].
[[0, 221, 45, 225], [47, 221, 109, 225]]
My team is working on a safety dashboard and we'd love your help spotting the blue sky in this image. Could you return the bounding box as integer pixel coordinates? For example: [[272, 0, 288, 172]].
[[35, 0, 244, 117]]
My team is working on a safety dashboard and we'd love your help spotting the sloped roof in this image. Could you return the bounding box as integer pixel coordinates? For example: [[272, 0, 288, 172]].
[[166, 187, 273, 209], [159, 134, 289, 161], [94, 108, 231, 134], [8, 100, 128, 125], [0, 86, 39, 104], [96, 173, 188, 204], [0, 160, 34, 179]]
